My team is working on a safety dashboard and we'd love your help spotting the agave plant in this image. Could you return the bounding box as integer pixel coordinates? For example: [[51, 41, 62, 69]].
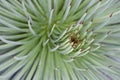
[[0, 0, 120, 80]]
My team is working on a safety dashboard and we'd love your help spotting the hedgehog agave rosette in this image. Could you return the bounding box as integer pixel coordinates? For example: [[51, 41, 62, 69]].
[[0, 0, 120, 80]]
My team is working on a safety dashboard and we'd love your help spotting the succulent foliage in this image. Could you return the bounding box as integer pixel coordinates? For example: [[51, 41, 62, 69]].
[[0, 0, 120, 80]]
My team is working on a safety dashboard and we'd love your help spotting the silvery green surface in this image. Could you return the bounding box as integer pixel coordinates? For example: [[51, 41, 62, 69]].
[[0, 0, 120, 80]]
